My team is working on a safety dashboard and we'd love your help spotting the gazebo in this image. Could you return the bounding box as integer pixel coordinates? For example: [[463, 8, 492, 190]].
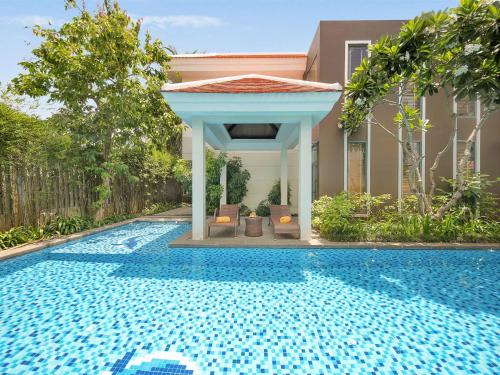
[[162, 74, 341, 240]]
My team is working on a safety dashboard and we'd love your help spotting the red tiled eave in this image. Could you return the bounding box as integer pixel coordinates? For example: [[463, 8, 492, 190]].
[[162, 75, 342, 94]]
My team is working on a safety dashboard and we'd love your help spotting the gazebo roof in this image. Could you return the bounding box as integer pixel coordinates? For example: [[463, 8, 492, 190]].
[[161, 74, 342, 151], [162, 74, 342, 94]]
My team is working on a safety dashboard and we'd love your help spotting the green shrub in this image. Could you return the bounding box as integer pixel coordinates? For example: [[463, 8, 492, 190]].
[[45, 216, 93, 235], [227, 157, 251, 204], [0, 227, 42, 249], [239, 204, 252, 217], [256, 200, 270, 217], [256, 180, 292, 217], [312, 192, 500, 243], [267, 179, 291, 205], [312, 193, 366, 241]]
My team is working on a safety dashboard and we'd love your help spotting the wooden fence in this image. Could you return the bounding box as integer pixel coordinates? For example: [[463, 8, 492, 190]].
[[0, 164, 181, 231]]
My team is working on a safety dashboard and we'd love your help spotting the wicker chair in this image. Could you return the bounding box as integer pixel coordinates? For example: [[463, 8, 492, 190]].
[[269, 205, 300, 239], [208, 204, 240, 237]]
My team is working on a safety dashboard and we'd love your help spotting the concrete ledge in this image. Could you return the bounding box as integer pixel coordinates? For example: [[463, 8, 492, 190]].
[[1, 216, 498, 262], [169, 225, 500, 250]]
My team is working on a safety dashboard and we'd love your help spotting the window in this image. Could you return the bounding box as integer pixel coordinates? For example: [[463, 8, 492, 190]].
[[457, 141, 476, 175], [456, 99, 475, 118], [312, 142, 319, 200], [348, 142, 367, 194], [401, 86, 420, 110], [402, 141, 422, 197], [347, 44, 369, 81]]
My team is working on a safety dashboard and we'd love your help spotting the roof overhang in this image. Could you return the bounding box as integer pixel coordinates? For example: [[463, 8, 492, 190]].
[[162, 74, 342, 151]]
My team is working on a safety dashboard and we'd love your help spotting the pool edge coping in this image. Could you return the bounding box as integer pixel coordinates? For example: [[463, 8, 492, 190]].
[[1, 217, 498, 261]]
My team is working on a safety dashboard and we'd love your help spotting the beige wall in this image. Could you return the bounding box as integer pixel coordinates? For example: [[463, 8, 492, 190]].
[[226, 150, 299, 214]]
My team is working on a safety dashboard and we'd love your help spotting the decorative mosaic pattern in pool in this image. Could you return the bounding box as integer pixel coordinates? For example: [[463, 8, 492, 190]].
[[0, 221, 498, 374]]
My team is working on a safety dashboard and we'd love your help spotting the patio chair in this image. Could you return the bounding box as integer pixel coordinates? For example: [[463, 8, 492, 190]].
[[269, 205, 300, 239], [208, 204, 240, 237]]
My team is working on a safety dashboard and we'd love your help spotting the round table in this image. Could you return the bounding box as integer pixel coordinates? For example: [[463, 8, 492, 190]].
[[244, 216, 263, 237]]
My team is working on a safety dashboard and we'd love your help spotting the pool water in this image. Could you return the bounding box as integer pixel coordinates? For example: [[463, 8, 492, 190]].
[[0, 221, 498, 374]]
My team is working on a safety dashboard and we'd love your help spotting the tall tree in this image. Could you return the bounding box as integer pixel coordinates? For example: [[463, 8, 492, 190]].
[[340, 0, 499, 218], [11, 0, 182, 219]]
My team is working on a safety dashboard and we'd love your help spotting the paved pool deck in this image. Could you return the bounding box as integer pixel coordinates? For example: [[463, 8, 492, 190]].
[[1, 211, 498, 262]]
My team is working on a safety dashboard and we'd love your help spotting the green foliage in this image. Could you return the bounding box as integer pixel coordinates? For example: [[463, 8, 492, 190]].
[[255, 180, 292, 217], [441, 174, 499, 219], [226, 157, 251, 204], [206, 150, 227, 214], [173, 158, 192, 199], [9, 0, 183, 215], [339, 0, 499, 218], [267, 179, 291, 205], [142, 202, 178, 216], [239, 204, 252, 217], [0, 102, 72, 167], [341, 0, 499, 134], [0, 227, 43, 249], [45, 216, 93, 235], [255, 200, 271, 217], [311, 193, 366, 241], [312, 192, 500, 243], [172, 153, 251, 211]]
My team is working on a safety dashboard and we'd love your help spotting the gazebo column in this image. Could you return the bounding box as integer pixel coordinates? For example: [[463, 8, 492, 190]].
[[298, 118, 312, 240], [280, 147, 288, 205], [191, 118, 206, 240], [220, 160, 227, 205]]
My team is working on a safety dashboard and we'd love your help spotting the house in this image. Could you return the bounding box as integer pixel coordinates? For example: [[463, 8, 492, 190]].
[[163, 20, 500, 240]]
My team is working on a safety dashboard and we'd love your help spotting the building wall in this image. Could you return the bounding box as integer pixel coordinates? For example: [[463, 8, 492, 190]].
[[311, 20, 500, 199]]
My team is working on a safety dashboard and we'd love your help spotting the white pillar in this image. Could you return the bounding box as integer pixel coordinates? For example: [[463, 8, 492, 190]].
[[191, 118, 206, 240], [298, 118, 312, 240], [280, 147, 288, 205], [220, 161, 227, 205]]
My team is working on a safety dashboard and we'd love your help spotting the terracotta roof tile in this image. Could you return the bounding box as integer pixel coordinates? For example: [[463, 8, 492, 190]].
[[162, 74, 341, 94]]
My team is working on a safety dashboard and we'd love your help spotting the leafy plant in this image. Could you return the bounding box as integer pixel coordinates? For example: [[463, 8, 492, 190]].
[[255, 179, 292, 217], [267, 179, 291, 205], [45, 216, 93, 236], [10, 0, 183, 219], [312, 192, 500, 243], [256, 200, 271, 217], [239, 204, 252, 217], [0, 227, 42, 249], [227, 157, 251, 204]]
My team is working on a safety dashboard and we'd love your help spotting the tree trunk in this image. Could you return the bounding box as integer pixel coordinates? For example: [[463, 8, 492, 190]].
[[434, 110, 491, 220]]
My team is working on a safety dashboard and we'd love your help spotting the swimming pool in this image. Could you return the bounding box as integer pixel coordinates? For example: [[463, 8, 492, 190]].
[[0, 221, 498, 374]]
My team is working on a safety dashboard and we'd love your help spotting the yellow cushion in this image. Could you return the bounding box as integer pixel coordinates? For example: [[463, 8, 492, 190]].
[[216, 216, 231, 223], [279, 216, 292, 224]]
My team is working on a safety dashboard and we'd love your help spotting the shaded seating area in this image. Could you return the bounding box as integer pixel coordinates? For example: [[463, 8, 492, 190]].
[[161, 74, 341, 241], [208, 204, 240, 237], [269, 205, 300, 239]]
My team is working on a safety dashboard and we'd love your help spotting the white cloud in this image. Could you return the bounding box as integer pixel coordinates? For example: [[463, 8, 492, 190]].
[[0, 15, 63, 27], [139, 15, 223, 29], [0, 14, 222, 29]]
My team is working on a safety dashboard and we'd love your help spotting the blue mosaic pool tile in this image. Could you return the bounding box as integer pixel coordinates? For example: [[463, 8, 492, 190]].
[[0, 221, 498, 374]]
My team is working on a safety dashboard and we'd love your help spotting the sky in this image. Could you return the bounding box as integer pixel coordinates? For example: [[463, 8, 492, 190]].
[[0, 0, 458, 115]]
